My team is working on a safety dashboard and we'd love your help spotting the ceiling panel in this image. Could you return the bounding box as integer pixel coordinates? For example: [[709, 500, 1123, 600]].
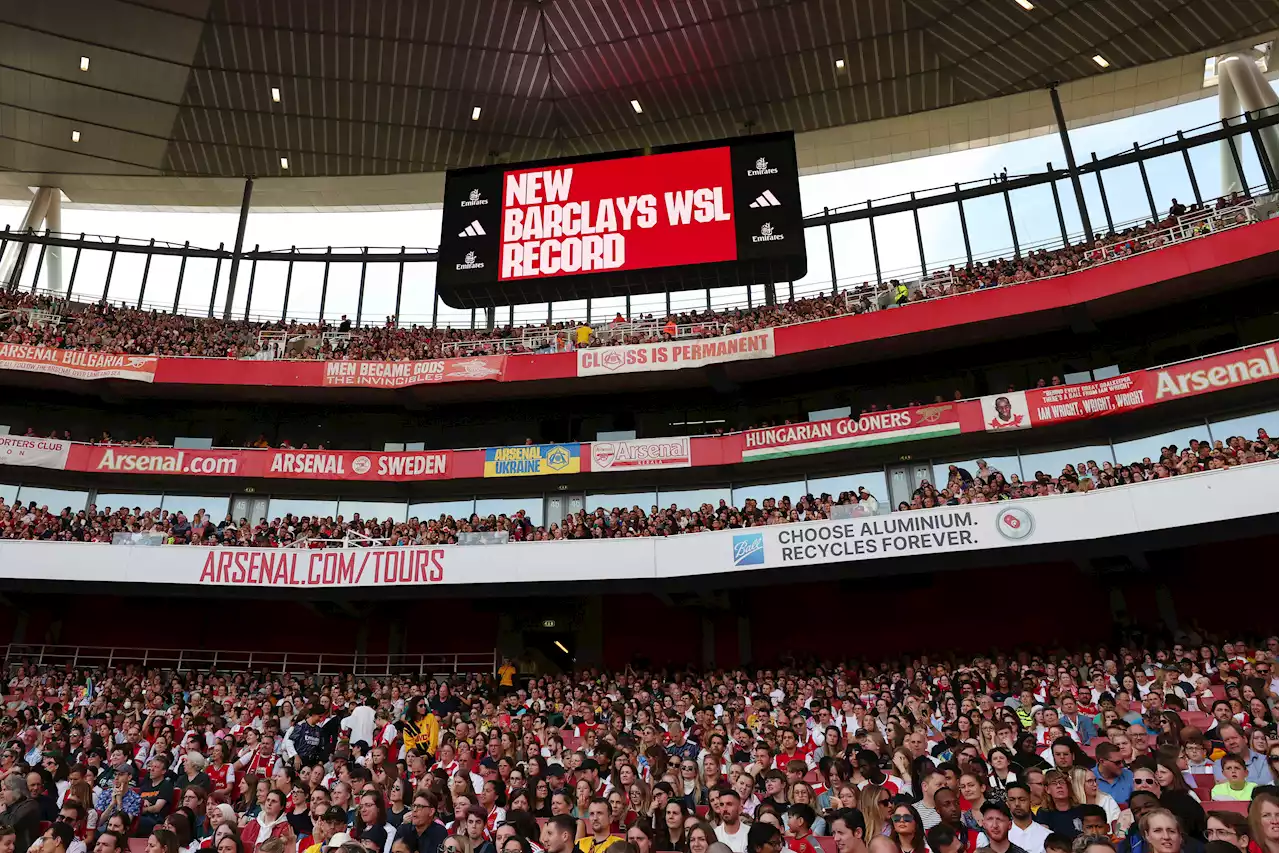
[[0, 0, 1272, 178]]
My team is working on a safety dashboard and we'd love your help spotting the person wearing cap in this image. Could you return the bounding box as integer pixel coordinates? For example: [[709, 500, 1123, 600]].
[[304, 807, 352, 853]]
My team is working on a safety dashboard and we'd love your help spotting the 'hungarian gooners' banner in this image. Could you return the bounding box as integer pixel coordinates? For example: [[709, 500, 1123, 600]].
[[743, 405, 962, 460], [577, 329, 775, 376], [0, 344, 157, 382]]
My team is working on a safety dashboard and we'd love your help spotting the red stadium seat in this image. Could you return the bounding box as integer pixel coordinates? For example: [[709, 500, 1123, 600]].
[[128, 840, 149, 853], [815, 837, 838, 853], [696, 806, 709, 817], [1206, 799, 1250, 814]]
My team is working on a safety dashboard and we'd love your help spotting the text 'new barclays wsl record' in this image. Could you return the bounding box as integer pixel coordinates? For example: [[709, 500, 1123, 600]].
[[436, 132, 807, 307]]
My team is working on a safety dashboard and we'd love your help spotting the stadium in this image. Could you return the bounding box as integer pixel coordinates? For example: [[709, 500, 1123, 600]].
[[0, 3, 1276, 853]]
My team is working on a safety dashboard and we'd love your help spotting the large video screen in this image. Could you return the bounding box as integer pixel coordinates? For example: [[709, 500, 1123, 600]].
[[437, 132, 806, 308]]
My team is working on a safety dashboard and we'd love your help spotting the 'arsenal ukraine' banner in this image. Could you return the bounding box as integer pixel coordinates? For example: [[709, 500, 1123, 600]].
[[0, 344, 157, 382], [323, 356, 504, 388], [577, 329, 775, 376]]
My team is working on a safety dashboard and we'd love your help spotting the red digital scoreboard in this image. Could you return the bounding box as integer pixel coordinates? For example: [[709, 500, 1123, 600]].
[[437, 133, 806, 308]]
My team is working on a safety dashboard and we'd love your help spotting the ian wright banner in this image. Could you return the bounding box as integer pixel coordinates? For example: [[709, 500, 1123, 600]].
[[577, 329, 775, 376], [322, 356, 504, 388], [0, 344, 157, 382]]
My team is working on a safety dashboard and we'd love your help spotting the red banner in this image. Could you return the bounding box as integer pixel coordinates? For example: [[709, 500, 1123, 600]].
[[1022, 373, 1154, 426], [322, 356, 505, 388], [1149, 343, 1278, 401], [500, 147, 737, 280], [65, 446, 453, 481], [0, 344, 156, 382]]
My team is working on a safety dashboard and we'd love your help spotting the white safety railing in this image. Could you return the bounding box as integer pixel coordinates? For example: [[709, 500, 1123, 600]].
[[1, 644, 498, 678]]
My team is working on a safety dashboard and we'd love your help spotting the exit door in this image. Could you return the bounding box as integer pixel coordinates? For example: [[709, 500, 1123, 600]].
[[231, 495, 268, 524], [887, 462, 933, 509]]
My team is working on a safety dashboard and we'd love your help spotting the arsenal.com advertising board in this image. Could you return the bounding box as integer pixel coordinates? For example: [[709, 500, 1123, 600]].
[[437, 133, 806, 306]]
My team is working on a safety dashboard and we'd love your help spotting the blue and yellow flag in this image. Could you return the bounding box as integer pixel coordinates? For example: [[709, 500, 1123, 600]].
[[484, 443, 581, 477]]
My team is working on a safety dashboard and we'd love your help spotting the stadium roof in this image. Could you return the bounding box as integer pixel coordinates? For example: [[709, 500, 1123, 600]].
[[0, 0, 1274, 207]]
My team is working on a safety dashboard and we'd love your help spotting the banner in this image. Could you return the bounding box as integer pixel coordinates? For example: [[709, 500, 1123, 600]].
[[1150, 343, 1278, 401], [979, 392, 1033, 431], [743, 405, 961, 460], [590, 437, 691, 471], [484, 443, 581, 477], [322, 356, 504, 388], [262, 450, 452, 481], [64, 446, 452, 481], [0, 463, 1269, 588], [0, 436, 70, 469], [577, 329, 775, 376], [0, 345, 156, 382], [1023, 373, 1151, 427]]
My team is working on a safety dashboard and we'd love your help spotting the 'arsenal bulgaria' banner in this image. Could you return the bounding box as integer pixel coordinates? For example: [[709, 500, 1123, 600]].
[[577, 329, 775, 376], [0, 345, 157, 382], [323, 356, 505, 388], [0, 435, 70, 469]]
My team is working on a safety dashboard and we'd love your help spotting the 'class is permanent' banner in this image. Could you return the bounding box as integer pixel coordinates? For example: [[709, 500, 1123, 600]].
[[577, 329, 775, 376], [322, 356, 505, 388], [0, 345, 157, 382], [743, 405, 962, 460]]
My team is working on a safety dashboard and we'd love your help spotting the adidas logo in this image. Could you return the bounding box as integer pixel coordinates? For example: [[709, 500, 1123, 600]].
[[459, 221, 486, 237], [749, 190, 781, 208]]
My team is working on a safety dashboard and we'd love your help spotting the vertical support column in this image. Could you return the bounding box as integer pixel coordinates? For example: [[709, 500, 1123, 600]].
[[866, 201, 882, 286], [431, 293, 439, 329], [1248, 111, 1280, 192], [319, 252, 331, 324], [137, 239, 155, 307], [1046, 166, 1069, 248], [823, 206, 838, 294], [208, 247, 224, 318], [507, 304, 513, 327], [1001, 178, 1020, 259], [66, 235, 84, 300], [1135, 144, 1159, 222], [222, 177, 254, 320], [956, 183, 973, 266], [470, 308, 476, 330], [243, 248, 259, 321], [764, 281, 776, 306], [1219, 66, 1245, 194], [1175, 132, 1203, 206], [394, 252, 405, 324], [281, 252, 295, 320], [1223, 120, 1251, 197], [704, 288, 710, 311], [625, 294, 631, 320], [355, 248, 368, 327], [1049, 84, 1094, 245], [485, 306, 495, 331], [172, 242, 189, 314], [909, 192, 927, 276], [1089, 153, 1114, 234], [546, 302, 552, 325], [29, 235, 48, 294], [44, 190, 62, 294], [585, 297, 592, 325], [101, 236, 121, 303], [788, 280, 794, 302], [665, 289, 671, 315]]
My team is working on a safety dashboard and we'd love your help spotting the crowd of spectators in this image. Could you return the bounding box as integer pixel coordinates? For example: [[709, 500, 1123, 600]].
[[0, 428, 1271, 546], [0, 635, 1272, 853], [0, 196, 1256, 363]]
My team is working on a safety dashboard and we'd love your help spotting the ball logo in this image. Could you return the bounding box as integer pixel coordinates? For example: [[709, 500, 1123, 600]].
[[351, 455, 372, 475], [461, 188, 488, 207], [747, 157, 779, 177], [598, 350, 627, 372], [996, 506, 1034, 541], [752, 222, 785, 243], [544, 445, 573, 471], [732, 533, 765, 566]]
